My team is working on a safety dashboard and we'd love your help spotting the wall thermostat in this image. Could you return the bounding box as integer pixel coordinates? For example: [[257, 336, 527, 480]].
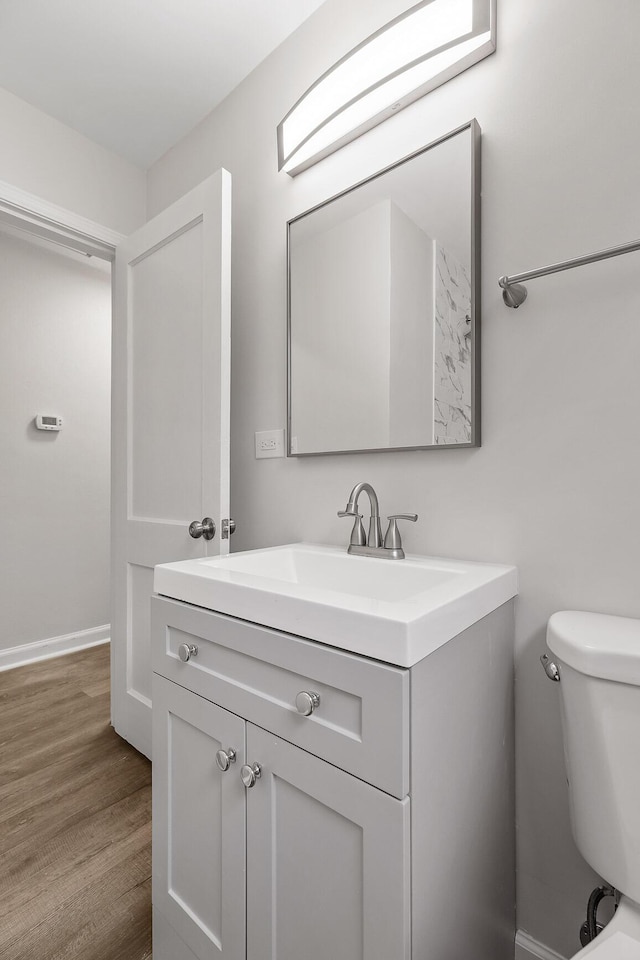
[[35, 415, 63, 431]]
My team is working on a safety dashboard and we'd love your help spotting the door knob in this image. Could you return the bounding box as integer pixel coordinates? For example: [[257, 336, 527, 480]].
[[215, 747, 237, 772], [295, 691, 320, 716], [178, 642, 198, 662], [240, 762, 262, 788], [189, 517, 216, 540]]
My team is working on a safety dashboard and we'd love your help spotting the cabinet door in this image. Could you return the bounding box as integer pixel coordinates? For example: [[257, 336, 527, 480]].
[[245, 724, 411, 960], [153, 675, 245, 960]]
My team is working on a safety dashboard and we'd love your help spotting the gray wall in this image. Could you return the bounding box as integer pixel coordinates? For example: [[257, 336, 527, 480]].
[[146, 0, 640, 955], [0, 86, 145, 234], [0, 232, 111, 652]]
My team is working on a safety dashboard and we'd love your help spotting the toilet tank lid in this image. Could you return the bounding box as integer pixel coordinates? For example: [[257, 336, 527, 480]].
[[547, 610, 640, 685]]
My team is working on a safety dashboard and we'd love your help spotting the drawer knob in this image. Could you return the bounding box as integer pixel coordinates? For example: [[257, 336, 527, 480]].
[[295, 691, 320, 716], [178, 642, 198, 663], [215, 747, 237, 772], [240, 762, 262, 789]]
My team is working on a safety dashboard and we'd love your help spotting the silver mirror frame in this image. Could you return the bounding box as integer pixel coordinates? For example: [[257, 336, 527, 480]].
[[286, 118, 481, 457]]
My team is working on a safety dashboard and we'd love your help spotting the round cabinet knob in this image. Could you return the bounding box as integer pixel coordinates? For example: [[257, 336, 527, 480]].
[[215, 747, 237, 772], [240, 762, 262, 789], [295, 691, 320, 716], [188, 518, 216, 541], [178, 642, 198, 663]]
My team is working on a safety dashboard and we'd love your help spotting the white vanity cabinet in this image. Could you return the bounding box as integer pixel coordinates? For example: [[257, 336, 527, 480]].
[[151, 593, 515, 960]]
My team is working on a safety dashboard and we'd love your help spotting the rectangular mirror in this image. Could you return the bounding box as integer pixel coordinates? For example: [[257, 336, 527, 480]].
[[287, 119, 480, 456]]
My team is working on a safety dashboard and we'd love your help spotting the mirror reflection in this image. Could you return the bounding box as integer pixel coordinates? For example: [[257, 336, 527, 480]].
[[287, 120, 479, 456]]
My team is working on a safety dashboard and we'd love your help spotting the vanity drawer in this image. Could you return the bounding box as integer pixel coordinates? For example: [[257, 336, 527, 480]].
[[152, 596, 409, 799]]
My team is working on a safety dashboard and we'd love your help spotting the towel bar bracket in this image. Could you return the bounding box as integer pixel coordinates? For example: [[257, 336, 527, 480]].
[[499, 237, 640, 307]]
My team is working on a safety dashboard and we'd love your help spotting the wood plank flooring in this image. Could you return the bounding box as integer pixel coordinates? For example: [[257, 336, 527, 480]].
[[0, 644, 152, 959]]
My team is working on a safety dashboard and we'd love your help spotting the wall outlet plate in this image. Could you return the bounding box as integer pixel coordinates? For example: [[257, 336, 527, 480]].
[[255, 428, 285, 459]]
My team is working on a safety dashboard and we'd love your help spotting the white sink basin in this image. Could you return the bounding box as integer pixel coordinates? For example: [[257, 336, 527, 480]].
[[154, 542, 517, 666]]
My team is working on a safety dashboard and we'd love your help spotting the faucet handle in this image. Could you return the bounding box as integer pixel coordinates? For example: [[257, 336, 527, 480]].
[[337, 510, 366, 547], [383, 514, 418, 551]]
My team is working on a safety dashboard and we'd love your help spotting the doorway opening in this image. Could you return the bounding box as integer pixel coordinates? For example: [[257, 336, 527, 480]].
[[0, 218, 113, 669]]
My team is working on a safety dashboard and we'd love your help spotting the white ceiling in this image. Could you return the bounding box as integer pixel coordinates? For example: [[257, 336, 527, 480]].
[[0, 0, 328, 168]]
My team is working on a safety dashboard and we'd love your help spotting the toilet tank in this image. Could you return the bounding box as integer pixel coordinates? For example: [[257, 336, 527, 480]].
[[547, 610, 640, 902]]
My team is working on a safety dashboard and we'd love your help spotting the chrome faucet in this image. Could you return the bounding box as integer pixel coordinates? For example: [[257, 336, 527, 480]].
[[338, 481, 417, 560], [338, 481, 383, 548]]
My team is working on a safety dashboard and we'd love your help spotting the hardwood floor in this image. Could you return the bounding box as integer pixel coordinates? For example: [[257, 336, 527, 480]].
[[0, 644, 152, 959]]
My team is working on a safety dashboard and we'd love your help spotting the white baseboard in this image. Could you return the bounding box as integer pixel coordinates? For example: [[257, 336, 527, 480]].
[[0, 624, 110, 672], [516, 930, 569, 960]]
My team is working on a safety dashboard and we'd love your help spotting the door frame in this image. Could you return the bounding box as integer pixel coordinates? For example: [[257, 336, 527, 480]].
[[0, 179, 124, 258], [0, 177, 122, 684]]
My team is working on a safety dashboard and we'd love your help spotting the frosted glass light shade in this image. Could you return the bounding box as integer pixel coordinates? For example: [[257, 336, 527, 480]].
[[278, 0, 495, 176]]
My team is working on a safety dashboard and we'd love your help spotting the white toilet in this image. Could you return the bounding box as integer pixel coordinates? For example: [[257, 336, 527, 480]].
[[546, 610, 640, 958]]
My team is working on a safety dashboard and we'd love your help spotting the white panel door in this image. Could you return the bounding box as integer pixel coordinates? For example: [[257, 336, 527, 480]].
[[245, 724, 411, 960], [112, 171, 231, 757], [152, 675, 246, 960]]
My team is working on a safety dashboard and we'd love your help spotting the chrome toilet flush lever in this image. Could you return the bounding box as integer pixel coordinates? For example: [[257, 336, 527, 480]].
[[338, 482, 417, 560], [540, 653, 560, 682]]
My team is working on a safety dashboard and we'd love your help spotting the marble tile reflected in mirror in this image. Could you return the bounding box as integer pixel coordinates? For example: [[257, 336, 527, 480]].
[[287, 120, 480, 456]]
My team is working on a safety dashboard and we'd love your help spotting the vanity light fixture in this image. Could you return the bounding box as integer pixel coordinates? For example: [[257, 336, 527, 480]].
[[277, 0, 495, 176]]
